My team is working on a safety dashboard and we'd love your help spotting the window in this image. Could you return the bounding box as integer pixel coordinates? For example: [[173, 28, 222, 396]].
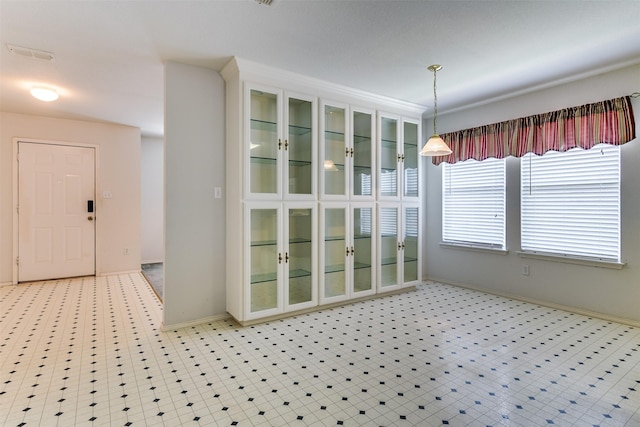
[[521, 144, 620, 262], [442, 158, 506, 249]]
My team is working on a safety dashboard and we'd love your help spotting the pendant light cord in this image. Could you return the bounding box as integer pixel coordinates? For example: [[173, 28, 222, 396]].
[[433, 67, 438, 135]]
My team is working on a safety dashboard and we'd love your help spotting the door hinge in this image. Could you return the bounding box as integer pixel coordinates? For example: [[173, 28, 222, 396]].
[[16, 256, 19, 266]]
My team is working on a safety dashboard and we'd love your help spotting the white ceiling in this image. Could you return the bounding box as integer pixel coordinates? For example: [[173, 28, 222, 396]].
[[1, 0, 639, 138]]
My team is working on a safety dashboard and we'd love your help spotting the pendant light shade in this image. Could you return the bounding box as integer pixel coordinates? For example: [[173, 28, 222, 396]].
[[420, 64, 452, 157], [420, 134, 451, 156]]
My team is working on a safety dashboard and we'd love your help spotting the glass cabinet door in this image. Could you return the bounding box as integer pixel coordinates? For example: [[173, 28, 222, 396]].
[[286, 96, 314, 197], [286, 207, 314, 307], [249, 89, 280, 196], [403, 206, 419, 283], [352, 206, 374, 294], [322, 207, 347, 299], [379, 206, 399, 289], [249, 207, 280, 314], [322, 104, 347, 197], [352, 109, 374, 198], [379, 116, 399, 198], [403, 121, 419, 198]]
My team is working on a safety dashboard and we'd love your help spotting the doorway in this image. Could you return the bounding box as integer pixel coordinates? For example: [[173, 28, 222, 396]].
[[17, 141, 96, 282]]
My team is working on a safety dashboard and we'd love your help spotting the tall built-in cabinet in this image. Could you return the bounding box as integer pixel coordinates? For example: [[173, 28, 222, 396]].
[[222, 57, 422, 323]]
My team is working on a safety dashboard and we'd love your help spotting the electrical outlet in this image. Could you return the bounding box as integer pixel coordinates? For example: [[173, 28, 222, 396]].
[[522, 264, 529, 276], [123, 248, 129, 255]]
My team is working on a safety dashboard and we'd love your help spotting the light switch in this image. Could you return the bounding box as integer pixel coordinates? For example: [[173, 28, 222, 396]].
[[103, 190, 112, 199], [214, 187, 222, 199]]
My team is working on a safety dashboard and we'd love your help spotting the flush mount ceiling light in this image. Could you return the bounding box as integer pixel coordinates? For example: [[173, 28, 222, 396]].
[[30, 86, 59, 102], [419, 64, 452, 157]]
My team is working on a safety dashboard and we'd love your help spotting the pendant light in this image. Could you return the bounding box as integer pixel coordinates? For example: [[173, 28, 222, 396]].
[[419, 64, 452, 156]]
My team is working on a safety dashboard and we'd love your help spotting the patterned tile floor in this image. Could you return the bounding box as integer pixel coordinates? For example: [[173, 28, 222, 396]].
[[1, 273, 639, 426]]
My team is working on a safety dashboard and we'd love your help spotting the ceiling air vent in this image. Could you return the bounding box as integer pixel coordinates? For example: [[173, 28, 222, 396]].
[[6, 44, 55, 62], [252, 0, 278, 6]]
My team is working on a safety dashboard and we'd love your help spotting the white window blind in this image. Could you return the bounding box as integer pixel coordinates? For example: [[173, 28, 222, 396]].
[[521, 144, 620, 261], [442, 158, 506, 248]]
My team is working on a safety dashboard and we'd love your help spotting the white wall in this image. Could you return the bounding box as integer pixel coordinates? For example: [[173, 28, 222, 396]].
[[0, 112, 141, 283], [141, 136, 164, 264], [163, 61, 226, 328], [422, 63, 640, 323]]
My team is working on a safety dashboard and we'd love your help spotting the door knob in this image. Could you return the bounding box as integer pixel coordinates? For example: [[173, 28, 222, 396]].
[[88, 216, 94, 221]]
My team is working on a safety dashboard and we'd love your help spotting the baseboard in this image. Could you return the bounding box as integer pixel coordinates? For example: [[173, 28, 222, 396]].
[[0, 281, 14, 287], [161, 313, 231, 331], [426, 276, 640, 329], [235, 286, 417, 326], [141, 259, 164, 265], [98, 269, 142, 276]]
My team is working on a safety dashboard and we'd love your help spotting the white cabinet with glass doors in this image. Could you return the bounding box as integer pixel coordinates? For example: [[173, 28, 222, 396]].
[[320, 102, 375, 200], [377, 203, 420, 292], [378, 114, 421, 200], [247, 84, 317, 200], [320, 203, 376, 304], [244, 202, 317, 321], [223, 57, 424, 324]]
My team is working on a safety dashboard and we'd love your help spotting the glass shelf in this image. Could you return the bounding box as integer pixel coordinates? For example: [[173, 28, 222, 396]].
[[354, 262, 371, 270], [251, 119, 277, 132], [289, 124, 312, 136], [353, 234, 372, 240], [324, 263, 369, 273], [324, 236, 346, 242], [381, 139, 398, 148], [403, 257, 417, 263], [251, 272, 277, 284], [252, 268, 311, 283], [353, 165, 372, 171], [289, 268, 312, 279], [381, 257, 398, 266], [251, 239, 277, 247], [288, 159, 313, 167], [289, 237, 312, 244], [325, 130, 345, 139], [250, 156, 277, 164], [325, 264, 345, 274], [353, 135, 371, 144]]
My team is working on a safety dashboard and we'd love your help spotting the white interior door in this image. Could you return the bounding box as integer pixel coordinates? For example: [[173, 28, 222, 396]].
[[18, 142, 96, 282]]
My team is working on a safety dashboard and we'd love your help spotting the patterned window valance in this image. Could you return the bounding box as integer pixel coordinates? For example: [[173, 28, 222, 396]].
[[432, 96, 636, 165]]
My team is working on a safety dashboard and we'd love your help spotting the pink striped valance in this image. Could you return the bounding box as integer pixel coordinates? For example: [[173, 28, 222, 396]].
[[432, 96, 636, 165]]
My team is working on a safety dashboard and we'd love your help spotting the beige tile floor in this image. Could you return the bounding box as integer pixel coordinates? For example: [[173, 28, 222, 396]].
[[1, 273, 639, 426]]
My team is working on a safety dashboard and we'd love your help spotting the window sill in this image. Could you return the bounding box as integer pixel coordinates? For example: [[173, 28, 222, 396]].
[[440, 242, 508, 255], [517, 251, 625, 270]]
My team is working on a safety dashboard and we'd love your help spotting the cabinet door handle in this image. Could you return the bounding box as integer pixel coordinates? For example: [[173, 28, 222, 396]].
[[345, 147, 350, 157], [278, 253, 282, 264], [397, 243, 402, 251], [350, 246, 354, 255], [401, 154, 405, 162], [284, 139, 289, 150], [346, 246, 350, 256], [278, 139, 282, 150], [397, 154, 402, 162], [350, 148, 354, 158], [402, 242, 405, 249], [285, 252, 289, 263]]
